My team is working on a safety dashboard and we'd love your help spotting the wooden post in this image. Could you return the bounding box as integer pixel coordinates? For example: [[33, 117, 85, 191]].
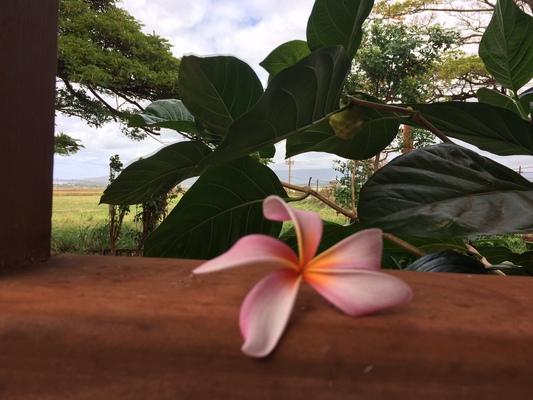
[[285, 158, 294, 185], [0, 1, 59, 269]]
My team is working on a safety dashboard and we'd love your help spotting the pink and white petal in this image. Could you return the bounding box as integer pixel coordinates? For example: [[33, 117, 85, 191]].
[[240, 269, 302, 358], [305, 270, 412, 317], [307, 228, 383, 272], [193, 234, 298, 274], [263, 195, 322, 266]]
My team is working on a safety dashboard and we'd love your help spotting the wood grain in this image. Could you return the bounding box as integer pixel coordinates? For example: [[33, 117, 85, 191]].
[[0, 255, 532, 399]]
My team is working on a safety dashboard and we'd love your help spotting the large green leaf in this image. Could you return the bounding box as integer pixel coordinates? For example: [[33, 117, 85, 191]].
[[286, 103, 400, 159], [479, 0, 533, 91], [358, 144, 533, 237], [476, 88, 522, 117], [178, 56, 263, 136], [100, 141, 211, 205], [211, 46, 350, 161], [144, 157, 287, 259], [129, 99, 198, 135], [307, 0, 374, 60], [407, 102, 533, 156], [260, 40, 311, 78]]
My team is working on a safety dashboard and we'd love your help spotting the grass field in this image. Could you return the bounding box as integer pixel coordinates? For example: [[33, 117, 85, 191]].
[[52, 188, 348, 254], [52, 188, 136, 254]]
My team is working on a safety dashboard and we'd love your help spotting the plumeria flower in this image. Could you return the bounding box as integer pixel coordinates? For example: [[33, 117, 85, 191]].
[[193, 195, 412, 358]]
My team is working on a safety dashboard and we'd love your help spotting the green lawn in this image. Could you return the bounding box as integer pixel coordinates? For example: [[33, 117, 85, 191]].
[[52, 188, 348, 254]]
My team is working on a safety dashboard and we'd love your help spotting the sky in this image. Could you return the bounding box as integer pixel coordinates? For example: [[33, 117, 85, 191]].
[[53, 0, 533, 181]]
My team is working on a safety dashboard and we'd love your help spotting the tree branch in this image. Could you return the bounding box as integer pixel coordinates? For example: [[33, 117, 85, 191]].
[[87, 85, 124, 119], [416, 7, 493, 12], [348, 96, 453, 144], [383, 233, 426, 258], [283, 182, 426, 258], [110, 89, 145, 112], [465, 243, 506, 276], [282, 181, 357, 220]]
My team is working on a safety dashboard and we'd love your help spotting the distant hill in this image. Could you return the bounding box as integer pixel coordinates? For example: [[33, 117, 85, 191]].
[[53, 168, 339, 189], [53, 176, 108, 187], [271, 167, 338, 186]]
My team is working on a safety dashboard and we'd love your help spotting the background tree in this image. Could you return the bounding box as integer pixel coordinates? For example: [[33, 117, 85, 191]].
[[372, 0, 530, 101], [56, 0, 181, 150], [333, 19, 460, 210], [107, 155, 130, 256], [134, 190, 179, 255], [333, 159, 374, 217], [54, 132, 85, 155], [346, 20, 460, 103], [374, 0, 533, 34]]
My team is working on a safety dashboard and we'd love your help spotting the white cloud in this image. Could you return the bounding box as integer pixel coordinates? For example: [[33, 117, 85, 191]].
[[55, 0, 323, 180]]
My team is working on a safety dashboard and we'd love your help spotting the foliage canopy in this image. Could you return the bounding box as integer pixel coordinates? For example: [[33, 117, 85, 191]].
[[56, 0, 181, 148]]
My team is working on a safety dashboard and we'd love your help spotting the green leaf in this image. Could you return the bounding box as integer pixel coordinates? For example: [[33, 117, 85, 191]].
[[520, 88, 533, 115], [476, 246, 524, 265], [408, 102, 533, 156], [258, 144, 276, 159], [129, 99, 198, 135], [405, 251, 487, 274], [100, 141, 211, 205], [358, 144, 533, 237], [382, 236, 468, 269], [179, 56, 264, 136], [477, 246, 533, 275], [212, 46, 350, 161], [506, 251, 533, 269], [144, 157, 287, 259], [476, 88, 522, 117], [479, 0, 533, 91], [286, 103, 400, 159], [307, 0, 374, 60], [260, 40, 311, 78]]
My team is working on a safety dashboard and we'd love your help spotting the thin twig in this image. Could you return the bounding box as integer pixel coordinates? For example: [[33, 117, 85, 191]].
[[283, 181, 427, 258], [347, 96, 453, 144], [382, 233, 426, 258], [282, 181, 357, 220], [466, 243, 506, 276], [110, 89, 145, 111], [411, 112, 453, 144]]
